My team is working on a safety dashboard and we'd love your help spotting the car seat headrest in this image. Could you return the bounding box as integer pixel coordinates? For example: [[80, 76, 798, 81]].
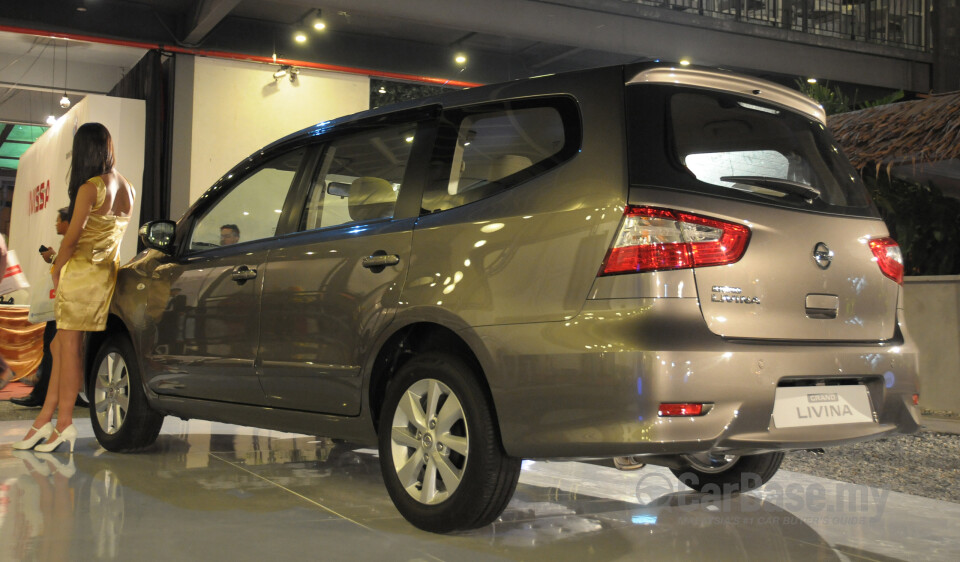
[[348, 177, 397, 221]]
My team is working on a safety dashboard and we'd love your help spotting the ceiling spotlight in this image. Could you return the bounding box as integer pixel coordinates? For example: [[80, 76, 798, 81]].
[[311, 10, 326, 31], [46, 114, 57, 125], [807, 77, 818, 84], [60, 93, 71, 108], [294, 29, 307, 43], [454, 54, 467, 65], [679, 59, 691, 66]]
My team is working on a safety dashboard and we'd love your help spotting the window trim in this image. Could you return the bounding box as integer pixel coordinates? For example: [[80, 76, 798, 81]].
[[180, 145, 312, 257], [422, 95, 582, 215]]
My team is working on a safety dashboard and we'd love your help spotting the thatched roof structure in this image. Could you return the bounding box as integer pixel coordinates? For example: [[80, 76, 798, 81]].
[[828, 92, 960, 170]]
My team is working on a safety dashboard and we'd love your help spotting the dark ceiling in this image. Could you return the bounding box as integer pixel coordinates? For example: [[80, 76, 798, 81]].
[[0, 0, 643, 87]]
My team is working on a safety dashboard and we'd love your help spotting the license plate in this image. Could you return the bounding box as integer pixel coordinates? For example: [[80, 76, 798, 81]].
[[772, 385, 875, 428]]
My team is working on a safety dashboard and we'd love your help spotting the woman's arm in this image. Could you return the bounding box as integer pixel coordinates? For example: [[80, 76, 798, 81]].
[[52, 181, 97, 289]]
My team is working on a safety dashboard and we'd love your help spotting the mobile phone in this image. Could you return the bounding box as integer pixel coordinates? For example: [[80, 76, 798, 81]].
[[39, 245, 49, 253]]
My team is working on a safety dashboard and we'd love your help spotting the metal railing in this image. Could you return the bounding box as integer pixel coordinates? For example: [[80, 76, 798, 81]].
[[624, 0, 930, 51]]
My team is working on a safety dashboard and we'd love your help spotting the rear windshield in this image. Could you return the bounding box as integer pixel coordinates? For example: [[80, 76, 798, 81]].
[[626, 85, 878, 218]]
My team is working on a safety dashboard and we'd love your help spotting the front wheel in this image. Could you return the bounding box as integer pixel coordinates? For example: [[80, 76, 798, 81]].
[[88, 334, 163, 451], [670, 452, 784, 494], [378, 352, 520, 533]]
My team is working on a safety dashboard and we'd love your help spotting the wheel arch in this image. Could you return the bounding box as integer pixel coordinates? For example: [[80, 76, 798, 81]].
[[367, 322, 498, 436], [84, 314, 137, 390]]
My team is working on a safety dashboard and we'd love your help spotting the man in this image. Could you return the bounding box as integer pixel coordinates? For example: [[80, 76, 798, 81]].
[[40, 207, 70, 264], [12, 208, 85, 408], [220, 224, 240, 245]]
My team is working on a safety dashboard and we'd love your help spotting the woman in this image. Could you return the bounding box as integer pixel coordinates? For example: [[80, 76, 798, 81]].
[[14, 123, 135, 452]]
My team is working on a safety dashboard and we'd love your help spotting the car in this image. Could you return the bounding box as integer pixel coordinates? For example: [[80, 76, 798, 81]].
[[86, 62, 921, 533]]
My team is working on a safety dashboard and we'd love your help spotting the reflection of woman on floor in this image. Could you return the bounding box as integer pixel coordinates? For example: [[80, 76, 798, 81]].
[[14, 123, 136, 452], [9, 451, 76, 562]]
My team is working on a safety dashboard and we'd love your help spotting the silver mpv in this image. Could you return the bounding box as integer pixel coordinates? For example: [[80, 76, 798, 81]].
[[88, 63, 920, 533]]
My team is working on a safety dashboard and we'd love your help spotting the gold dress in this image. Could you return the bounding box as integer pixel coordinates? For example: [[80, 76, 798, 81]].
[[55, 176, 131, 331]]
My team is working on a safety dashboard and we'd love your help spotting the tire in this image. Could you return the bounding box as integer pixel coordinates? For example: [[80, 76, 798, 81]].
[[88, 334, 163, 451], [378, 352, 521, 533], [670, 452, 784, 494]]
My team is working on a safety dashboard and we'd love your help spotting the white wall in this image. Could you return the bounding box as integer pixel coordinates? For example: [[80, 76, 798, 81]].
[[7, 95, 145, 309], [169, 55, 370, 219], [903, 276, 960, 415]]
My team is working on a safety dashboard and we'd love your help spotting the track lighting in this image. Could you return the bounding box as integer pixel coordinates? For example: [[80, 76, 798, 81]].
[[273, 65, 299, 82]]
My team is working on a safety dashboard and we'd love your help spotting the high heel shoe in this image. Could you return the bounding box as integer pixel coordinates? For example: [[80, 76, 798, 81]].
[[35, 452, 76, 478], [12, 422, 53, 450], [11, 450, 51, 476], [35, 424, 78, 453]]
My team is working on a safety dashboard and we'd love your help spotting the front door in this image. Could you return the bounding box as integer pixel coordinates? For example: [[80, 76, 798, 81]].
[[143, 148, 308, 404]]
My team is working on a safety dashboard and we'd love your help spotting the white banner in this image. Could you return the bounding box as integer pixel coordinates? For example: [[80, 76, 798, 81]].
[[7, 95, 145, 320]]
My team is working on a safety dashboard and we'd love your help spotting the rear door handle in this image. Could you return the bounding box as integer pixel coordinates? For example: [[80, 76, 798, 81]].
[[231, 265, 258, 283], [362, 253, 400, 272]]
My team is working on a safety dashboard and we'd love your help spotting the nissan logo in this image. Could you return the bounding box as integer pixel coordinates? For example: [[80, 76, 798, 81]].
[[813, 242, 834, 270]]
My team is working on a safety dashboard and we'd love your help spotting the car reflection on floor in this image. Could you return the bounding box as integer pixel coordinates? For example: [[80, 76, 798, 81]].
[[0, 422, 954, 561]]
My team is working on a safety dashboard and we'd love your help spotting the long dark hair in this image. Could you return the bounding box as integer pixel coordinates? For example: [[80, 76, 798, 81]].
[[67, 123, 115, 219]]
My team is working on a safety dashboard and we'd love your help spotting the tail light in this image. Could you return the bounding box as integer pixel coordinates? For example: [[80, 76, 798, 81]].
[[600, 206, 750, 275], [868, 237, 904, 285], [658, 403, 705, 417]]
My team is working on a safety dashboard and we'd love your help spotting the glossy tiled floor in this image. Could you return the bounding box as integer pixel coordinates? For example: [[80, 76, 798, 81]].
[[1, 418, 958, 561]]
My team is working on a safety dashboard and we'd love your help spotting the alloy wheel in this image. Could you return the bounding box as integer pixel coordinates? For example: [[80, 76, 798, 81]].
[[94, 352, 130, 435], [683, 453, 740, 474], [389, 378, 469, 505]]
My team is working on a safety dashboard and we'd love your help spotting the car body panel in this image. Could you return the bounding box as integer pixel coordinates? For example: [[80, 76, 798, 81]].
[[475, 297, 918, 458], [257, 219, 415, 414], [623, 187, 899, 341], [139, 244, 270, 404]]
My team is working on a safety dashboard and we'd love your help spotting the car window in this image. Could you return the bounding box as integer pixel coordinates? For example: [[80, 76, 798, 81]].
[[684, 150, 791, 190], [300, 124, 416, 231], [189, 148, 306, 252], [423, 99, 578, 213], [668, 90, 872, 210]]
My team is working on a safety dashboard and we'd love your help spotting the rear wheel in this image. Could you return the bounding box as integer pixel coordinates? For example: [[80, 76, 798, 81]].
[[670, 452, 784, 494], [378, 352, 520, 533], [88, 335, 163, 451]]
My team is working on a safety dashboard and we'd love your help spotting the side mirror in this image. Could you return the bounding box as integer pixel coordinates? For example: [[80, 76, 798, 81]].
[[139, 220, 176, 253]]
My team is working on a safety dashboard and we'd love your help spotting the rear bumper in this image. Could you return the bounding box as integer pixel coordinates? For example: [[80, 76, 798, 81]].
[[475, 298, 921, 459]]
